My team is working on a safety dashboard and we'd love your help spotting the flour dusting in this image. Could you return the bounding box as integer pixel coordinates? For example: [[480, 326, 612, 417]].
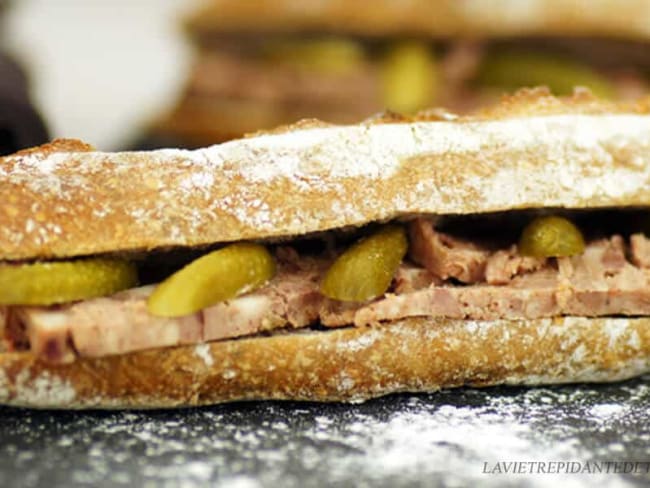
[[1, 379, 649, 487], [194, 344, 214, 367], [5, 113, 650, 259]]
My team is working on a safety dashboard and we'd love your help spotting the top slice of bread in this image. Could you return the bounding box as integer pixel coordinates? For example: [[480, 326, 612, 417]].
[[186, 0, 650, 40], [3, 88, 650, 261]]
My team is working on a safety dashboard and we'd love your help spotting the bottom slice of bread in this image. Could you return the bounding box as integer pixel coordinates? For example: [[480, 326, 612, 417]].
[[1, 316, 649, 409]]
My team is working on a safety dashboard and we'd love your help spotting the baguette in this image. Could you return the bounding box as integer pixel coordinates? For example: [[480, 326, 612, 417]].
[[4, 88, 650, 409], [5, 88, 650, 261], [2, 316, 649, 409], [157, 0, 650, 146], [186, 0, 650, 40]]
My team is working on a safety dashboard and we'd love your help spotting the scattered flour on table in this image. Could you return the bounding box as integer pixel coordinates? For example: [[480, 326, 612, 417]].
[[2, 380, 650, 487]]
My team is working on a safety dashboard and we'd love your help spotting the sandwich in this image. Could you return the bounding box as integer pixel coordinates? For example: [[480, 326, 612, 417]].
[[151, 0, 650, 147], [3, 87, 650, 409]]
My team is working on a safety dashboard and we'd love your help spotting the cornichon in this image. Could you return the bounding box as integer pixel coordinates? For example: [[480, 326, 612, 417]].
[[380, 41, 438, 114], [476, 51, 615, 98], [321, 225, 408, 302], [0, 259, 137, 306], [262, 38, 365, 74], [147, 243, 276, 317], [519, 215, 585, 258]]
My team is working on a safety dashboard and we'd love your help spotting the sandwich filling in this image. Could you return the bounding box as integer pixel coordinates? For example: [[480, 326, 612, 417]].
[[160, 37, 650, 145], [3, 210, 650, 364]]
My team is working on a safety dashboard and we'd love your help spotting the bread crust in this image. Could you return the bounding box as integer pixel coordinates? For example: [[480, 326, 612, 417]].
[[4, 89, 650, 261], [186, 0, 650, 41], [1, 315, 649, 408], [4, 89, 650, 408]]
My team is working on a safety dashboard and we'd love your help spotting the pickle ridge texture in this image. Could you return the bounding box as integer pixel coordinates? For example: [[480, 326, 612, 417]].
[[0, 259, 137, 306], [147, 243, 276, 317], [321, 225, 408, 302]]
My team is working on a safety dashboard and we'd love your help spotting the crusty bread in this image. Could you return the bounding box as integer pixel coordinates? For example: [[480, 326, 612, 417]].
[[1, 315, 649, 409], [4, 88, 650, 409], [186, 0, 650, 41], [4, 88, 650, 262]]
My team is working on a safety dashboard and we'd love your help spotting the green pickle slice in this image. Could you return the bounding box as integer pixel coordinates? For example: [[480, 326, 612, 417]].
[[0, 259, 137, 306], [321, 225, 408, 302], [380, 41, 438, 114], [476, 51, 614, 98], [147, 243, 276, 317], [263, 38, 365, 74], [519, 215, 585, 258]]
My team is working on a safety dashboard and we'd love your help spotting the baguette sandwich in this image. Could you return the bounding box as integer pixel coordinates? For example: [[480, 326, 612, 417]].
[[153, 0, 650, 147], [3, 88, 650, 409]]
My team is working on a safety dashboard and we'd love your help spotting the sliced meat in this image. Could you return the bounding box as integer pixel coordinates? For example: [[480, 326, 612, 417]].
[[16, 309, 76, 362], [11, 233, 650, 363], [319, 301, 359, 327], [328, 236, 650, 327], [2, 306, 30, 353], [265, 260, 324, 327], [560, 244, 650, 314], [320, 262, 443, 326], [555, 257, 575, 308], [630, 233, 650, 268], [409, 218, 490, 283], [0, 307, 6, 338], [71, 291, 203, 359], [16, 258, 328, 363], [394, 263, 441, 293], [18, 286, 203, 363], [557, 257, 575, 280], [203, 294, 284, 340], [485, 245, 547, 285], [589, 235, 626, 273], [569, 236, 629, 288], [204, 262, 324, 340], [352, 283, 561, 325], [349, 274, 650, 328]]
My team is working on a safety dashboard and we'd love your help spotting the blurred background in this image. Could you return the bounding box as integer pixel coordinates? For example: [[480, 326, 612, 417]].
[[2, 0, 650, 154], [1, 0, 195, 152]]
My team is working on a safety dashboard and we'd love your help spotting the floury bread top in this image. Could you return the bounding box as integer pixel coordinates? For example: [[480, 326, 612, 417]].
[[3, 88, 650, 261]]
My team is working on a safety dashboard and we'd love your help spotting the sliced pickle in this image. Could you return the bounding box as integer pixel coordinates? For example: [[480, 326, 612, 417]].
[[147, 243, 276, 317], [519, 216, 585, 258], [476, 51, 614, 98], [321, 225, 408, 302], [380, 41, 438, 114], [263, 38, 365, 74], [0, 259, 137, 306]]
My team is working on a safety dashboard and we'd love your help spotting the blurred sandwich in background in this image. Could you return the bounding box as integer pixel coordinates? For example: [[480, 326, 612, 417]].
[[151, 0, 650, 147]]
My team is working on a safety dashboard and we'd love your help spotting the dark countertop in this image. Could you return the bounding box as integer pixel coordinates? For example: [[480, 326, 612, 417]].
[[1, 379, 650, 488]]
